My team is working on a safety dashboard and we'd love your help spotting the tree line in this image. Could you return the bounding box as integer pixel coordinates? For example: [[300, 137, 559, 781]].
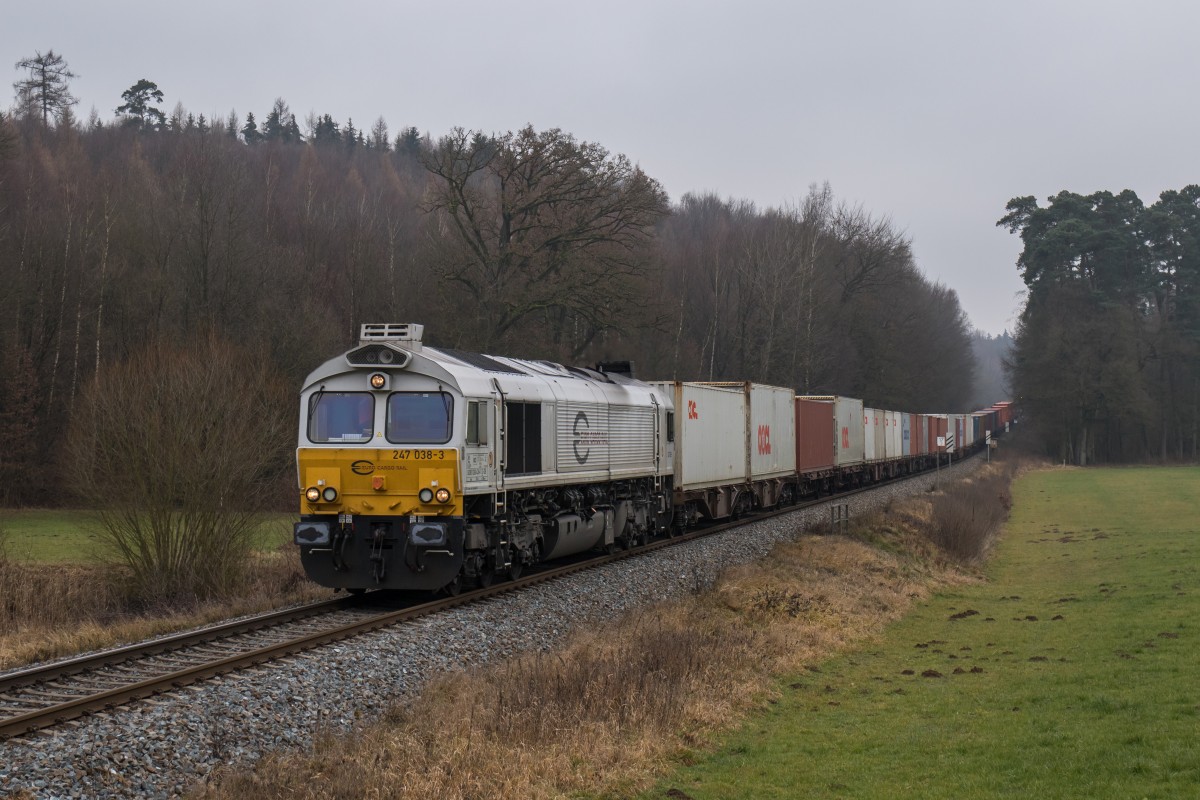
[[1000, 188, 1200, 464], [0, 51, 977, 507]]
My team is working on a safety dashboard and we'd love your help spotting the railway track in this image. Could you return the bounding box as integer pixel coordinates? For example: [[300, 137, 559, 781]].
[[0, 458, 970, 741]]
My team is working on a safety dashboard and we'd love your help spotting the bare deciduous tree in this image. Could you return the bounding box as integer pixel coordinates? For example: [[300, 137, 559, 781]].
[[422, 126, 669, 356]]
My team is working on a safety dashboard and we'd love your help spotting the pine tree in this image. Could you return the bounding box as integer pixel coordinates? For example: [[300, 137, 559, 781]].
[[241, 112, 262, 144], [13, 50, 78, 126], [117, 79, 167, 129]]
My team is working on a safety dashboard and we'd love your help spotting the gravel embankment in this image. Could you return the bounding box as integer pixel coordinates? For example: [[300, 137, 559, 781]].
[[0, 456, 982, 799]]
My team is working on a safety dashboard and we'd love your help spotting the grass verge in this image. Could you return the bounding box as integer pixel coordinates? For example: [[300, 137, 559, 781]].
[[195, 456, 1026, 799], [0, 535, 326, 670], [649, 465, 1200, 799], [0, 510, 295, 563]]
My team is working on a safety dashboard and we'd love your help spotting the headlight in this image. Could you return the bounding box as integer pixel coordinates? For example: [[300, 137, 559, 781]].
[[322, 486, 339, 502], [370, 373, 387, 389], [305, 487, 321, 503], [418, 488, 434, 503], [435, 488, 451, 504]]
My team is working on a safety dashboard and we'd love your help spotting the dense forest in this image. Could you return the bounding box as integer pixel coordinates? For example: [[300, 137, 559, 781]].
[[0, 54, 979, 506], [1001, 189, 1200, 464]]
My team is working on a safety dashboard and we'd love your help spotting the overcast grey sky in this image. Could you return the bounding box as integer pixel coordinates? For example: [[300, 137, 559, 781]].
[[6, 1, 1198, 335]]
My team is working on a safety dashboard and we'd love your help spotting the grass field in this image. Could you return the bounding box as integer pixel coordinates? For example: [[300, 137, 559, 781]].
[[0, 509, 296, 563], [650, 467, 1200, 799]]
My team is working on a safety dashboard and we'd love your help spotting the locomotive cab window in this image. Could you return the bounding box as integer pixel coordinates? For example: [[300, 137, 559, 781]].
[[308, 392, 374, 443], [386, 392, 453, 444]]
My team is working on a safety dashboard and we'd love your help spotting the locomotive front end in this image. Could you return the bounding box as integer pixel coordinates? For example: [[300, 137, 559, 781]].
[[294, 324, 467, 592]]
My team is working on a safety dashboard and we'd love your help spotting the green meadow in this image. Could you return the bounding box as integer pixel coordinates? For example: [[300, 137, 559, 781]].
[[653, 467, 1200, 799], [0, 510, 296, 563]]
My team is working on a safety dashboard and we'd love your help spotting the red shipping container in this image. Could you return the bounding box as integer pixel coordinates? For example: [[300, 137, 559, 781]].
[[795, 397, 836, 472]]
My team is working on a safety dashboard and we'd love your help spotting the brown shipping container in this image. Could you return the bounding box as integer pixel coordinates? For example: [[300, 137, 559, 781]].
[[795, 397, 835, 472], [929, 415, 948, 453]]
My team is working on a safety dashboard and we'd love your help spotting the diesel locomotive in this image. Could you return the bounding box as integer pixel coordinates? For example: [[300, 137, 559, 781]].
[[293, 324, 672, 593]]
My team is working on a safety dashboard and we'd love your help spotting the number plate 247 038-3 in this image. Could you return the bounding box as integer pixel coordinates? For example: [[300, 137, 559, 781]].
[[390, 449, 446, 461]]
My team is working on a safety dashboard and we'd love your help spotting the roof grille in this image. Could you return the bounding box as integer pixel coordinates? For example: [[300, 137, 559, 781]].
[[360, 323, 424, 345]]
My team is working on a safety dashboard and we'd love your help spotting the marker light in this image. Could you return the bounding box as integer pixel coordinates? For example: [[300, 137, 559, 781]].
[[435, 488, 451, 504], [322, 487, 339, 502], [370, 373, 387, 389], [418, 488, 434, 503], [305, 487, 321, 503]]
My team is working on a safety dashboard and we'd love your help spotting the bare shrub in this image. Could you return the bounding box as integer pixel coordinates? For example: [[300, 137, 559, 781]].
[[67, 335, 291, 605], [926, 464, 1015, 563]]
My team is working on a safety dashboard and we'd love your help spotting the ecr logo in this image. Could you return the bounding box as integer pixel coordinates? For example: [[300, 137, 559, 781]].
[[571, 411, 609, 464], [573, 411, 590, 464], [350, 460, 375, 475]]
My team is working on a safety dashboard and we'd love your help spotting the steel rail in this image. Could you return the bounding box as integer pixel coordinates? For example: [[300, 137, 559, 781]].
[[0, 596, 359, 693], [0, 451, 979, 740]]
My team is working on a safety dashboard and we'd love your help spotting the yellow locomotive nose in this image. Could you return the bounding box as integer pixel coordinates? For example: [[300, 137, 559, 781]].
[[298, 448, 461, 516]]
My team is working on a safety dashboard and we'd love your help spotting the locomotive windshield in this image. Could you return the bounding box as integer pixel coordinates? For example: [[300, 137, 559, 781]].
[[308, 392, 374, 443], [386, 392, 454, 444]]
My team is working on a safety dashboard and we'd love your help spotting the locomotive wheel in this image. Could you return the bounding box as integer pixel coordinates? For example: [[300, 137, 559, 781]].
[[442, 574, 463, 596], [477, 568, 494, 589], [508, 560, 523, 580]]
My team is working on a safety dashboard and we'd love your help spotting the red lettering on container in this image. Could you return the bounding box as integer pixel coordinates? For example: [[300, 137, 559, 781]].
[[842, 426, 850, 449], [757, 424, 772, 455], [687, 400, 699, 420]]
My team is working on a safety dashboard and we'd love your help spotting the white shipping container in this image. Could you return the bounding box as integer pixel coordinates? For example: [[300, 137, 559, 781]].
[[901, 414, 912, 457], [652, 382, 746, 490], [864, 408, 877, 461], [841, 397, 865, 466], [748, 384, 797, 479], [886, 410, 901, 459]]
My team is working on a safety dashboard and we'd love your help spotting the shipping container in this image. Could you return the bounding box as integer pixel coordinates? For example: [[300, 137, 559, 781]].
[[886, 410, 901, 459], [901, 413, 912, 457], [930, 415, 948, 453], [864, 407, 877, 461], [652, 382, 745, 490], [795, 397, 835, 472], [800, 396, 864, 466], [654, 382, 797, 491], [747, 383, 797, 479]]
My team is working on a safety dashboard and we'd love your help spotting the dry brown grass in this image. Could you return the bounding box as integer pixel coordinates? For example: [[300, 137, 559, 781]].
[[0, 543, 327, 670], [197, 479, 1007, 800]]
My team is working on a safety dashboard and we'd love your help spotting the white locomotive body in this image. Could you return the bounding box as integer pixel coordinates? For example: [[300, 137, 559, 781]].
[[294, 324, 673, 592]]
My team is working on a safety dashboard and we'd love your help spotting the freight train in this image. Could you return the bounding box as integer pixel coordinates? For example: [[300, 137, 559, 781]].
[[293, 324, 1011, 593]]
